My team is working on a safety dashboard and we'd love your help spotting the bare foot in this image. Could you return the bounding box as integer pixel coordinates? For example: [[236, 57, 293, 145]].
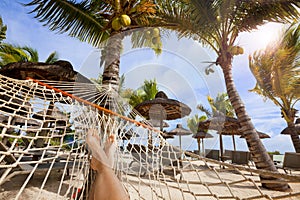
[[86, 129, 109, 168], [104, 134, 117, 168]]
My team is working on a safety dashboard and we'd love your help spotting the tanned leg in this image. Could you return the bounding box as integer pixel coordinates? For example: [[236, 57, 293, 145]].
[[87, 131, 129, 200]]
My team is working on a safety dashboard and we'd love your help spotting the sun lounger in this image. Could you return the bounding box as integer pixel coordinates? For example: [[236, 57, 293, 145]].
[[281, 152, 300, 174], [160, 145, 182, 166], [127, 144, 156, 176], [159, 145, 182, 179], [223, 149, 233, 161], [231, 151, 250, 165], [205, 149, 220, 160]]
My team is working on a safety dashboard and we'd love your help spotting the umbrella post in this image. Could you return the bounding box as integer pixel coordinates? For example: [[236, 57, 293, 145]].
[[197, 138, 201, 156], [232, 135, 236, 151], [148, 130, 152, 149], [179, 135, 184, 159], [219, 132, 224, 162], [201, 138, 204, 156]]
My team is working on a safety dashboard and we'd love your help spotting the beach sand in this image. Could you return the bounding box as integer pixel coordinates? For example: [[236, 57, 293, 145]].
[[1, 159, 300, 200]]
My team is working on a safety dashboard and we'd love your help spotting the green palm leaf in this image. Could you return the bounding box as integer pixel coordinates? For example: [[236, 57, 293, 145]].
[[249, 22, 300, 120], [25, 0, 110, 47], [0, 16, 7, 42]]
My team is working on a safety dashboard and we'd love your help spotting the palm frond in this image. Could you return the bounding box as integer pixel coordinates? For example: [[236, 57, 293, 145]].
[[187, 114, 207, 133], [25, 0, 110, 47], [45, 51, 59, 63], [234, 0, 300, 32], [249, 22, 300, 110], [0, 16, 7, 42], [21, 46, 39, 62], [196, 104, 212, 118]]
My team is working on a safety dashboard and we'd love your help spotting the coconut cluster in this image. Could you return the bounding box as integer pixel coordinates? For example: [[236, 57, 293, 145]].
[[228, 46, 244, 55], [145, 28, 161, 45], [112, 14, 131, 31]]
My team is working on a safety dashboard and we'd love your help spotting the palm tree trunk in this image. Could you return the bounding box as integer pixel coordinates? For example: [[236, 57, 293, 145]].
[[101, 34, 123, 111], [287, 122, 300, 153], [222, 66, 290, 191]]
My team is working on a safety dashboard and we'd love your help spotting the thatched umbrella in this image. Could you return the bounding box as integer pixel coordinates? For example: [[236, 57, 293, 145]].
[[167, 124, 193, 151], [32, 106, 68, 120], [32, 106, 69, 128], [134, 91, 191, 148], [141, 119, 169, 128], [0, 60, 96, 102], [240, 131, 270, 139], [160, 130, 174, 140], [198, 115, 271, 160], [134, 91, 191, 131], [192, 131, 213, 156], [280, 119, 300, 135], [198, 115, 240, 160], [32, 105, 70, 147]]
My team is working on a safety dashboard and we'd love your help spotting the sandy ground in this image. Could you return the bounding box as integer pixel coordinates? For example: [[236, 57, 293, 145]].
[[124, 159, 300, 200], [1, 157, 300, 200], [0, 167, 86, 200]]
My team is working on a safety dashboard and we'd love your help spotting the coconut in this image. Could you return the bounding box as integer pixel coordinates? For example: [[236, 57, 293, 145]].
[[112, 18, 122, 31], [237, 46, 244, 54], [152, 36, 160, 44], [152, 28, 160, 37], [120, 14, 131, 27], [229, 46, 239, 55], [145, 30, 152, 39]]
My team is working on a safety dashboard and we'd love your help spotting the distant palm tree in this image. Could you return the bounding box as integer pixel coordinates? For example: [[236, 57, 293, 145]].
[[249, 22, 300, 152], [0, 16, 7, 43], [187, 114, 207, 134], [197, 93, 235, 118], [187, 114, 208, 156], [129, 79, 159, 108], [0, 44, 58, 67], [158, 0, 299, 191], [197, 93, 236, 158]]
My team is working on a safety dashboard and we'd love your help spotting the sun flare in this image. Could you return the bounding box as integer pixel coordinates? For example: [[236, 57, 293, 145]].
[[251, 23, 282, 51]]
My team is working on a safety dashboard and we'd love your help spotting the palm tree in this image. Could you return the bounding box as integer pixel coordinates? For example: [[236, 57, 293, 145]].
[[0, 16, 7, 43], [187, 114, 207, 134], [187, 114, 207, 155], [129, 79, 159, 107], [0, 43, 58, 67], [249, 22, 300, 152], [197, 93, 235, 118], [158, 0, 299, 191], [197, 93, 236, 158], [25, 0, 161, 110]]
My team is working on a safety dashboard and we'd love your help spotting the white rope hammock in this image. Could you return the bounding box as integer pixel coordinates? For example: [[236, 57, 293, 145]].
[[0, 74, 299, 200]]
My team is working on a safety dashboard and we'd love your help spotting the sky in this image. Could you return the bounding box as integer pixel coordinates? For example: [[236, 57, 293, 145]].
[[0, 0, 299, 154]]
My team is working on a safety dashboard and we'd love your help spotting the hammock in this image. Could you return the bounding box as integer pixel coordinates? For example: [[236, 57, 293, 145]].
[[0, 74, 299, 200]]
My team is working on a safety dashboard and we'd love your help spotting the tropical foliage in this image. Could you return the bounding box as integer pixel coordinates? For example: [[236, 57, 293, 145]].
[[197, 93, 235, 118], [128, 79, 159, 107], [0, 16, 7, 43], [0, 43, 59, 67], [249, 22, 300, 152], [187, 114, 207, 134]]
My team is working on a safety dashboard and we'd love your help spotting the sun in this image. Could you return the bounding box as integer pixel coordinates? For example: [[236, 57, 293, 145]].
[[253, 23, 282, 50], [254, 30, 276, 49], [240, 22, 283, 53]]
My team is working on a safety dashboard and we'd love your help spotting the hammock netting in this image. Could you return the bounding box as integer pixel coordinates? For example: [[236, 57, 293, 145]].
[[0, 74, 300, 200]]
